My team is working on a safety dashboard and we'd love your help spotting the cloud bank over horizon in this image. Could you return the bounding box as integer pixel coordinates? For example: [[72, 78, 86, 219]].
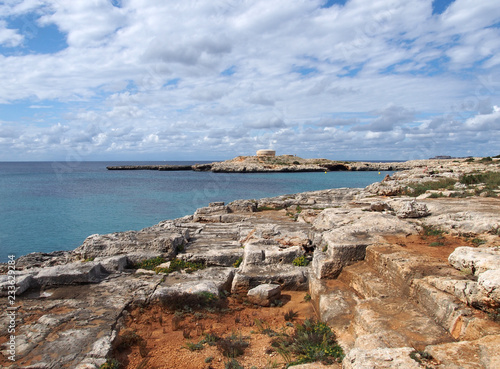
[[0, 0, 499, 161]]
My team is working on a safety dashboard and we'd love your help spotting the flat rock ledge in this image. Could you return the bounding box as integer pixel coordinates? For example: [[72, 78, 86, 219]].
[[2, 158, 500, 368]]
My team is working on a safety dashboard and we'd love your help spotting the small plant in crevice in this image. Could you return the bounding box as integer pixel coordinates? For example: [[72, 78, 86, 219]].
[[99, 359, 120, 369], [292, 255, 309, 267], [155, 258, 205, 275], [303, 293, 311, 302], [421, 225, 445, 238], [134, 256, 166, 270], [232, 257, 243, 268], [471, 238, 486, 246], [409, 350, 434, 368]]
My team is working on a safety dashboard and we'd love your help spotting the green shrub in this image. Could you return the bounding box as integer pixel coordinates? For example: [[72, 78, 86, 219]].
[[135, 257, 165, 270], [303, 293, 311, 302], [99, 359, 120, 369], [422, 225, 444, 237], [292, 255, 309, 267], [429, 241, 444, 247], [224, 359, 244, 369], [155, 258, 205, 274], [184, 341, 204, 351], [232, 257, 243, 268], [217, 333, 250, 358], [161, 291, 220, 311], [271, 319, 344, 365], [460, 171, 500, 190], [471, 238, 486, 246], [404, 178, 457, 197], [284, 309, 299, 322]]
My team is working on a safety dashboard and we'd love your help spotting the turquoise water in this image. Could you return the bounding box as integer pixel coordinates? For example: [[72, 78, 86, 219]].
[[0, 162, 392, 261]]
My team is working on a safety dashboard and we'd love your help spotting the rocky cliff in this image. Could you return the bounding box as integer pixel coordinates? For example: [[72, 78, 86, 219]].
[[108, 155, 483, 173], [2, 157, 500, 368]]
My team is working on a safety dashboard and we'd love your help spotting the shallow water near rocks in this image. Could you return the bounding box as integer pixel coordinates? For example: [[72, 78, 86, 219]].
[[0, 161, 392, 261]]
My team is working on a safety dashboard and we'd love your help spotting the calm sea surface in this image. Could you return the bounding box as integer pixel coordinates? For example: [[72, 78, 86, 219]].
[[0, 161, 393, 261]]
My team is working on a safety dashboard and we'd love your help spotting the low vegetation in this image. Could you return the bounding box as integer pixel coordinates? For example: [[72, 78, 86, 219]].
[[155, 258, 205, 274], [134, 256, 165, 270], [404, 178, 457, 197], [271, 319, 344, 366], [161, 291, 221, 312], [99, 359, 120, 369], [217, 332, 250, 358], [292, 255, 309, 267]]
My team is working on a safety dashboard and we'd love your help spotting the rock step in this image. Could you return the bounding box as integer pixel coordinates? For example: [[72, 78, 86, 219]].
[[364, 244, 465, 297], [312, 279, 360, 350], [352, 296, 455, 351], [411, 279, 500, 341], [338, 261, 395, 299], [231, 265, 309, 294], [425, 334, 500, 369]]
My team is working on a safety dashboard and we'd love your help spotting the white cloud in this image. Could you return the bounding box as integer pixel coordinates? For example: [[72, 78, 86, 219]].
[[0, 19, 23, 46], [0, 0, 499, 160]]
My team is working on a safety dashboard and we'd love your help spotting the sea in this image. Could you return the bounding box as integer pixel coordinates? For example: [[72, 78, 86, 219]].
[[0, 161, 394, 262]]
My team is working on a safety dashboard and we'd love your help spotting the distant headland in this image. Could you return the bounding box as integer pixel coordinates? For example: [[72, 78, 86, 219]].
[[106, 150, 473, 173]]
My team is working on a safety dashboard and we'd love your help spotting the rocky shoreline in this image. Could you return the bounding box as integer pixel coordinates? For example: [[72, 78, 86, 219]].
[[1, 157, 500, 368], [106, 155, 465, 173]]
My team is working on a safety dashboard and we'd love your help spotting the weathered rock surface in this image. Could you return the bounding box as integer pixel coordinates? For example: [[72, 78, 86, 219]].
[[2, 158, 500, 368], [72, 221, 189, 261], [247, 283, 281, 306]]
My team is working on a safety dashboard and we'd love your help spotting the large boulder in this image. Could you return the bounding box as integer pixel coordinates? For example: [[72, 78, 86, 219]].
[[396, 200, 430, 218], [74, 228, 187, 260], [33, 262, 108, 287], [448, 247, 500, 275], [247, 284, 281, 306]]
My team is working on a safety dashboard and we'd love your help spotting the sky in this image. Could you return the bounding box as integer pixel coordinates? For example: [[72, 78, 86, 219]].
[[0, 0, 499, 161]]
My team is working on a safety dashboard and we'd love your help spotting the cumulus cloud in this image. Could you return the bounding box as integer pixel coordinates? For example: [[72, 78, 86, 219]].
[[0, 0, 499, 160], [352, 105, 416, 132], [0, 20, 23, 46]]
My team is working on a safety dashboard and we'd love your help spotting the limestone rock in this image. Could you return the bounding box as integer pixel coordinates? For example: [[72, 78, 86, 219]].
[[247, 283, 281, 306], [478, 269, 500, 308], [425, 334, 500, 369], [94, 255, 129, 273], [227, 199, 258, 213], [0, 273, 34, 297], [342, 347, 422, 368], [370, 201, 393, 212], [396, 200, 430, 218], [74, 228, 187, 260], [152, 267, 234, 302], [231, 265, 308, 294], [424, 211, 500, 235], [33, 262, 108, 287], [448, 247, 500, 275]]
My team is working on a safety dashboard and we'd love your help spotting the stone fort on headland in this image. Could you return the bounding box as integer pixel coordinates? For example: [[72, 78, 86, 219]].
[[256, 149, 276, 157]]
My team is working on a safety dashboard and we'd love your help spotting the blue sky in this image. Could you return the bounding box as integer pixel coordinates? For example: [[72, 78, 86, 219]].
[[0, 0, 499, 161]]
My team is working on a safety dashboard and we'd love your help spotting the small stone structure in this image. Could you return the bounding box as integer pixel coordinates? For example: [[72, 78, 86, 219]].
[[256, 149, 276, 157]]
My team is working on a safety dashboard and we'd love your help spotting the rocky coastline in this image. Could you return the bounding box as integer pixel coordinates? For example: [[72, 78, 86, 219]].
[[2, 157, 500, 368], [106, 155, 459, 173]]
